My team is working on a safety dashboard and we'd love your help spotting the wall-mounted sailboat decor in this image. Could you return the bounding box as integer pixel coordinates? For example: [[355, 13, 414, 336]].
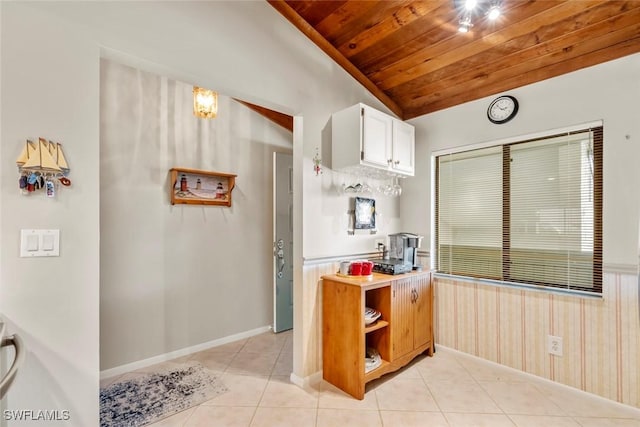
[[16, 137, 72, 198]]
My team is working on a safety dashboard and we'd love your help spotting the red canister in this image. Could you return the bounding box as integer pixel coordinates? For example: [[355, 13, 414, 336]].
[[350, 261, 363, 275], [361, 261, 373, 275]]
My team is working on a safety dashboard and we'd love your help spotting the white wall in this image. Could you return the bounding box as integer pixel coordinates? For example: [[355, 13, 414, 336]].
[[404, 53, 640, 268], [99, 60, 292, 370], [0, 4, 100, 426]]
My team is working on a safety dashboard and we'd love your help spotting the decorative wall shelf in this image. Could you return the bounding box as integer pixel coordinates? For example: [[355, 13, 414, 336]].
[[169, 168, 236, 207]]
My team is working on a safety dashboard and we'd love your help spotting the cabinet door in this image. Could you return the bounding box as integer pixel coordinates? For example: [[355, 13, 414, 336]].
[[412, 274, 432, 349], [391, 279, 414, 359], [362, 106, 393, 169], [392, 120, 415, 175]]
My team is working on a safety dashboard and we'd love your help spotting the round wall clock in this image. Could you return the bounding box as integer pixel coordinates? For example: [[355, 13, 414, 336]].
[[487, 95, 519, 124]]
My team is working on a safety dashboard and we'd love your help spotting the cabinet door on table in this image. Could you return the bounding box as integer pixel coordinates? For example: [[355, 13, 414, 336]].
[[412, 274, 432, 349], [391, 279, 414, 359]]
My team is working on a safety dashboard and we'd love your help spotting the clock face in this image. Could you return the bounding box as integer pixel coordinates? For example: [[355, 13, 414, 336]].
[[487, 95, 518, 124]]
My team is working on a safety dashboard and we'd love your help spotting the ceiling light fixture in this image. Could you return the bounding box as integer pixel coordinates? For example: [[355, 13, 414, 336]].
[[454, 0, 503, 33], [487, 4, 501, 20], [464, 0, 477, 11], [193, 86, 218, 119], [458, 15, 473, 33]]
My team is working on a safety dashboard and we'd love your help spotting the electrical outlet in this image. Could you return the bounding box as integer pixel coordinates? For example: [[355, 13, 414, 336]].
[[548, 335, 563, 356]]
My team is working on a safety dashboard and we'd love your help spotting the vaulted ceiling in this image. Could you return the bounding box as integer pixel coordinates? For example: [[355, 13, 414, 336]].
[[268, 0, 640, 120]]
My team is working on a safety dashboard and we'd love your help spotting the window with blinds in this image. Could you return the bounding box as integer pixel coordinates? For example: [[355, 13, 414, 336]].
[[435, 126, 602, 294]]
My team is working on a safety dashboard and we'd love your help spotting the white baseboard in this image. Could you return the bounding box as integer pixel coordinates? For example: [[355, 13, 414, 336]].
[[290, 370, 322, 390], [100, 325, 272, 380]]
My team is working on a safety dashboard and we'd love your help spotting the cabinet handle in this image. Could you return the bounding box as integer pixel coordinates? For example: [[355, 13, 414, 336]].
[[394, 160, 400, 165], [387, 159, 393, 165], [410, 289, 418, 303]]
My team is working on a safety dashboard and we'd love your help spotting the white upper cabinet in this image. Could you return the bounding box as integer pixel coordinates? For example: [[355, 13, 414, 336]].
[[361, 106, 393, 169], [332, 103, 415, 177], [391, 119, 415, 175]]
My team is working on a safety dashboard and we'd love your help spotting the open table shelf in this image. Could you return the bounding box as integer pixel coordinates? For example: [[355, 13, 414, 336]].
[[365, 320, 389, 334]]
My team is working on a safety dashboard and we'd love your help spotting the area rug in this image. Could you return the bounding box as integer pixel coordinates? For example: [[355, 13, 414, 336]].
[[100, 361, 228, 427]]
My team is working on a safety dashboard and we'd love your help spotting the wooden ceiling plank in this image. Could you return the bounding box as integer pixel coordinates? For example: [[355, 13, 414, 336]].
[[405, 36, 640, 118], [402, 22, 640, 109], [315, 1, 391, 42], [391, 2, 640, 99], [352, 1, 460, 72], [285, 1, 348, 27], [360, 0, 562, 83], [327, 1, 413, 48], [234, 99, 293, 132], [268, 0, 404, 118], [353, 0, 534, 73], [336, 1, 443, 58], [375, 0, 603, 91], [402, 26, 640, 118]]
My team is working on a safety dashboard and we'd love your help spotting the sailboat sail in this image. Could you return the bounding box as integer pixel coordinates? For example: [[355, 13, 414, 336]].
[[21, 138, 62, 172], [16, 140, 37, 166], [48, 140, 57, 163], [56, 143, 69, 172], [17, 137, 69, 177]]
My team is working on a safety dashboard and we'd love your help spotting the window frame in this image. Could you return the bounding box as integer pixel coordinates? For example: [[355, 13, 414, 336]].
[[431, 121, 603, 295]]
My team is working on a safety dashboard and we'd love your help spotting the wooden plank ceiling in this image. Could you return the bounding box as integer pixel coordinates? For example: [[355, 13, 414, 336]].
[[269, 0, 640, 120]]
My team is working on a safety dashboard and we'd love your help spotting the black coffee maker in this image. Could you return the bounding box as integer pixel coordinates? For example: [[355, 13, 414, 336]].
[[388, 232, 423, 271]]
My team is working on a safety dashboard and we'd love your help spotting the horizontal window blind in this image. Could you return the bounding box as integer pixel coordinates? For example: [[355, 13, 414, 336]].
[[437, 146, 503, 279], [436, 126, 602, 293]]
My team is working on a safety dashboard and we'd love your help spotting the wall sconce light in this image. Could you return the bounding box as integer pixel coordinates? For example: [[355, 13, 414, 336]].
[[193, 86, 218, 119]]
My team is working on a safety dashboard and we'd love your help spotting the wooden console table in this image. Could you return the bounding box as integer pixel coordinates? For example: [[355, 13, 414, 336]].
[[322, 270, 433, 399]]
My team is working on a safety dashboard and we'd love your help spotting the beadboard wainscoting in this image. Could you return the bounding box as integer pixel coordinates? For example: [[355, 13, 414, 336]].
[[300, 260, 339, 379], [434, 270, 640, 409]]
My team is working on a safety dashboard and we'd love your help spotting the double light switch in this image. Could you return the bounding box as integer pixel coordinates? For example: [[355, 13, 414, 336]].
[[20, 229, 60, 257]]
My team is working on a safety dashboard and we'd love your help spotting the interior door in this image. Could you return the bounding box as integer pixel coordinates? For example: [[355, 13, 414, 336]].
[[273, 152, 293, 332]]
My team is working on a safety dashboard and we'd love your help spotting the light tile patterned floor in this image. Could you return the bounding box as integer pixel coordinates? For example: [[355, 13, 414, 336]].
[[101, 330, 640, 427]]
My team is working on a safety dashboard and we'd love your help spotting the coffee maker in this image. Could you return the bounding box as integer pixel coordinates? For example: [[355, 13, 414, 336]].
[[372, 232, 423, 275], [389, 233, 423, 271]]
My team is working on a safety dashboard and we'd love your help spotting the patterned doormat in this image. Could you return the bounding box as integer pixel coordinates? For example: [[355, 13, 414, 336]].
[[100, 361, 228, 427]]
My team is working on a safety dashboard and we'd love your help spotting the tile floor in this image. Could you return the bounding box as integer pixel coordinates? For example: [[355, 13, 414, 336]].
[[101, 330, 640, 427]]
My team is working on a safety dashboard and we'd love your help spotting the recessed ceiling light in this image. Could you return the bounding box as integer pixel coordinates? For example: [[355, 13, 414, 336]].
[[464, 0, 477, 11], [487, 5, 501, 20], [458, 16, 473, 33]]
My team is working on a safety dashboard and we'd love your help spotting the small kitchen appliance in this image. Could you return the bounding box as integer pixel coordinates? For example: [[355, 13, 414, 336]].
[[372, 232, 423, 275]]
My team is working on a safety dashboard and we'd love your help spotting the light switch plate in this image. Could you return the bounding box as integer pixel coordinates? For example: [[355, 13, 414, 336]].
[[20, 229, 60, 257]]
